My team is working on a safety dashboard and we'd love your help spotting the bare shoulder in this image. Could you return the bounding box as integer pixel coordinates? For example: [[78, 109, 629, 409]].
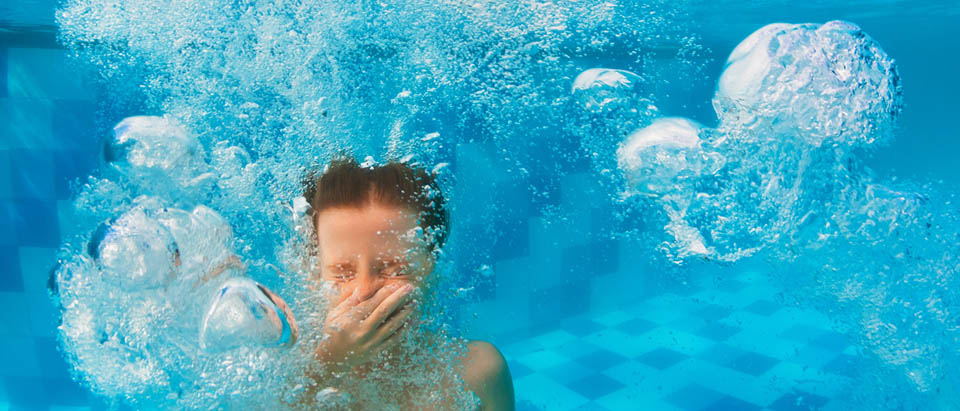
[[461, 340, 515, 410]]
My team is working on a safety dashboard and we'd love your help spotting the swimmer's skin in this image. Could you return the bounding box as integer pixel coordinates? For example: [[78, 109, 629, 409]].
[[461, 340, 515, 411], [313, 204, 515, 409]]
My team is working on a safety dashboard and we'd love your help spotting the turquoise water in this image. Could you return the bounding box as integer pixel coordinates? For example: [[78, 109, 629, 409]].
[[1, 0, 959, 409]]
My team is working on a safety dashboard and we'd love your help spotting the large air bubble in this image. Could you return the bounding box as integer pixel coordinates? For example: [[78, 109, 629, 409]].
[[200, 277, 298, 352], [104, 116, 215, 203], [714, 21, 902, 148], [617, 117, 723, 197], [572, 68, 650, 114], [95, 205, 179, 290]]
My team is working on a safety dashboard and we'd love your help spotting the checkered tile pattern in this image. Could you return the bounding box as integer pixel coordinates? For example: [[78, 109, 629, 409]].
[[501, 270, 859, 411], [1, 41, 101, 409]]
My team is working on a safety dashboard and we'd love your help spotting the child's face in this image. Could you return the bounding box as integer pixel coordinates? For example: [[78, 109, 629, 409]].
[[314, 203, 434, 303]]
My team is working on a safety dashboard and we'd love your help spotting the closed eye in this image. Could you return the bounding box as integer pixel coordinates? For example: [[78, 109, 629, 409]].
[[381, 261, 408, 278], [327, 264, 355, 281]]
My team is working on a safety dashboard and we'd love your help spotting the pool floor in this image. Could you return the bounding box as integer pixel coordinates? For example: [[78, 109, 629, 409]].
[[501, 270, 859, 410], [0, 270, 858, 411]]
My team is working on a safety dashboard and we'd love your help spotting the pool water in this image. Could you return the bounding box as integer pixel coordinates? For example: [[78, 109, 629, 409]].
[[2, 0, 959, 410]]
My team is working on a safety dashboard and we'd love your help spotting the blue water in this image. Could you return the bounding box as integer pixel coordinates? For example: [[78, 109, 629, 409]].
[[2, 0, 959, 409]]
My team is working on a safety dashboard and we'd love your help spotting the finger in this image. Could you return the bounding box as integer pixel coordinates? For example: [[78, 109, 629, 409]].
[[371, 301, 416, 343], [329, 287, 361, 317], [367, 314, 412, 357], [363, 284, 415, 329], [352, 283, 404, 318]]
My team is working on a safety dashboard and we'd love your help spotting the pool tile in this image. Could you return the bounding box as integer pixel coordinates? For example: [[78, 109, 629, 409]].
[[18, 247, 56, 293], [602, 360, 658, 387], [763, 361, 853, 399], [726, 328, 804, 360], [0, 292, 31, 336], [508, 360, 534, 380], [596, 386, 682, 411], [614, 317, 657, 336], [744, 299, 783, 316], [532, 330, 578, 349], [572, 401, 612, 411], [529, 282, 589, 326], [0, 48, 7, 98], [636, 327, 714, 356], [727, 351, 780, 376], [502, 338, 544, 358], [768, 391, 831, 411], [554, 339, 600, 360], [0, 337, 40, 377], [517, 349, 569, 371], [809, 331, 850, 352], [779, 323, 829, 342], [27, 292, 59, 337], [697, 343, 749, 366], [583, 328, 648, 358], [12, 200, 59, 246], [561, 316, 605, 337], [704, 395, 763, 411], [635, 348, 688, 370], [695, 321, 741, 341], [43, 378, 90, 406], [542, 361, 593, 385], [7, 48, 92, 101], [0, 151, 12, 199], [0, 247, 23, 292], [9, 149, 55, 199], [52, 99, 98, 151], [693, 304, 734, 321], [0, 99, 55, 150], [52, 150, 97, 199], [566, 373, 625, 400], [679, 358, 783, 407], [575, 349, 629, 372], [820, 353, 860, 377], [1, 376, 47, 408], [592, 310, 632, 327], [514, 373, 589, 410], [665, 383, 725, 410], [790, 344, 841, 369], [667, 314, 708, 333], [515, 399, 540, 411]]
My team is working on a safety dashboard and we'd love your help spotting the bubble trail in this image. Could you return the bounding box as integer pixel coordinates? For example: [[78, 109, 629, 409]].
[[606, 21, 959, 408]]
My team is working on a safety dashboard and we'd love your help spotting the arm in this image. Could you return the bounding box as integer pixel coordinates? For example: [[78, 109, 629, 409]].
[[462, 340, 515, 411]]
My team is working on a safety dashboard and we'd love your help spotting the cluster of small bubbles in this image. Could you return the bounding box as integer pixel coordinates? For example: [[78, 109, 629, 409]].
[[598, 19, 960, 407], [56, 118, 313, 407], [54, 0, 698, 407]]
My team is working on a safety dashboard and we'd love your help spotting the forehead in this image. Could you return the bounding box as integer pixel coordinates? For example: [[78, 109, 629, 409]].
[[314, 204, 420, 253]]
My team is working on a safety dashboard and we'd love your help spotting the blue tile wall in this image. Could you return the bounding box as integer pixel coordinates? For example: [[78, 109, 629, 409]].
[[10, 149, 56, 199], [0, 48, 7, 98], [0, 246, 23, 292], [0, 44, 101, 409]]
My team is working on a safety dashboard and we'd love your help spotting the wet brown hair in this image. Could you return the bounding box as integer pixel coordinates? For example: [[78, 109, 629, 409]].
[[303, 158, 448, 251]]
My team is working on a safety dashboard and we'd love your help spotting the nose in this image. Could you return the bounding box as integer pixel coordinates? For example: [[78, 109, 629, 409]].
[[353, 276, 386, 300]]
